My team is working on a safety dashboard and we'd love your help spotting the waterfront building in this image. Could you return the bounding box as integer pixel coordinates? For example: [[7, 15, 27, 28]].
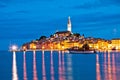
[[30, 42, 36, 50], [111, 38, 120, 50]]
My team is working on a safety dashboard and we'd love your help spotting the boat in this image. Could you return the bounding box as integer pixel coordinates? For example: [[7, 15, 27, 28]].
[[112, 47, 116, 51], [67, 46, 96, 54], [69, 50, 96, 54]]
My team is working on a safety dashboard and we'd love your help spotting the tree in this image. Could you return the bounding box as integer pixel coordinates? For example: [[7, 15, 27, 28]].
[[50, 35, 54, 38], [73, 33, 80, 37], [82, 43, 89, 50], [36, 39, 39, 41], [39, 36, 47, 40]]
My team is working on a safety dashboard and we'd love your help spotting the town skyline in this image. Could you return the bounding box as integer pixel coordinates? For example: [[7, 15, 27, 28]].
[[0, 0, 120, 40], [0, 0, 120, 50], [21, 17, 120, 52]]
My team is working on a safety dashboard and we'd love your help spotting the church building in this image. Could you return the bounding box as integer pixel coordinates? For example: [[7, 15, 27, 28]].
[[54, 16, 72, 37]]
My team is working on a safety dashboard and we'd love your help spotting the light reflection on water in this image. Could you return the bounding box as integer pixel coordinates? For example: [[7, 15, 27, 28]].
[[42, 50, 46, 80], [50, 51, 54, 80], [96, 52, 120, 80], [33, 51, 38, 80], [96, 54, 101, 80], [66, 53, 73, 80], [8, 51, 120, 80], [23, 51, 27, 80], [10, 51, 95, 80], [12, 52, 18, 80]]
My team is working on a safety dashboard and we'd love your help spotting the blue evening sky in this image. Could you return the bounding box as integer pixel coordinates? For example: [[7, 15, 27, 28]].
[[0, 0, 120, 50]]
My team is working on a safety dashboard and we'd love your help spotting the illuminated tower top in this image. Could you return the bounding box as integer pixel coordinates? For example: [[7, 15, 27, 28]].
[[67, 16, 72, 32]]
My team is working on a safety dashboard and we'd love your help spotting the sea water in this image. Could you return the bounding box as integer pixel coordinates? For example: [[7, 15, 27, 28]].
[[0, 51, 96, 80]]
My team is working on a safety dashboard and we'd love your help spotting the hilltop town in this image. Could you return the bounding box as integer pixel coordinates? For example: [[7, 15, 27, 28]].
[[22, 17, 120, 51]]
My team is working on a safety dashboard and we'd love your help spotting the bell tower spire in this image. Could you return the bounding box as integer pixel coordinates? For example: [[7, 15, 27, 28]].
[[67, 16, 72, 32]]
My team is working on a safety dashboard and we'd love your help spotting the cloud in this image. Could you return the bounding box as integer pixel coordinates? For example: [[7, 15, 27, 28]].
[[71, 13, 120, 26], [71, 0, 120, 10], [0, 1, 6, 8], [0, 0, 11, 3], [73, 2, 105, 9], [0, 0, 120, 40], [100, 0, 120, 4], [0, 4, 6, 8], [16, 10, 29, 14]]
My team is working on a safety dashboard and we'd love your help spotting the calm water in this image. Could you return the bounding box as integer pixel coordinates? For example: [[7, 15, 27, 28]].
[[0, 51, 96, 80], [96, 52, 120, 80], [0, 51, 120, 80]]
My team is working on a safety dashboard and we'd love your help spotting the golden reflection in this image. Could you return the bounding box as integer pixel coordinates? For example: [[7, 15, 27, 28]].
[[112, 53, 116, 80], [96, 54, 101, 80], [66, 55, 73, 80], [33, 51, 38, 80], [50, 51, 54, 80], [108, 53, 112, 80], [62, 53, 65, 80], [58, 52, 66, 80], [58, 50, 61, 54], [50, 50, 53, 54], [23, 51, 27, 80], [12, 51, 18, 80], [42, 50, 46, 80], [58, 53, 62, 80], [104, 53, 107, 80], [62, 50, 65, 54], [97, 52, 118, 80]]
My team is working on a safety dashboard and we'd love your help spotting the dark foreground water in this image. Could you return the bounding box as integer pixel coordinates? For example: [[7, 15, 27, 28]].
[[96, 52, 120, 80], [0, 51, 95, 80], [0, 51, 120, 80]]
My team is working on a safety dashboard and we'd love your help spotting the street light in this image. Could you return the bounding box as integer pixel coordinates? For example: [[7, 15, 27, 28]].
[[11, 45, 18, 52]]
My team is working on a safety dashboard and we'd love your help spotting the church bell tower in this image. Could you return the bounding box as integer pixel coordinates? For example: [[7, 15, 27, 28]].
[[67, 16, 72, 32]]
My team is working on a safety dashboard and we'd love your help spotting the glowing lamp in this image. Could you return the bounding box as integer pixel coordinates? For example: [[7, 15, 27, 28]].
[[116, 47, 118, 50], [62, 46, 64, 49], [23, 46, 26, 49], [11, 45, 18, 51], [42, 46, 44, 49], [33, 45, 36, 49], [51, 46, 53, 49], [22, 46, 27, 51]]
